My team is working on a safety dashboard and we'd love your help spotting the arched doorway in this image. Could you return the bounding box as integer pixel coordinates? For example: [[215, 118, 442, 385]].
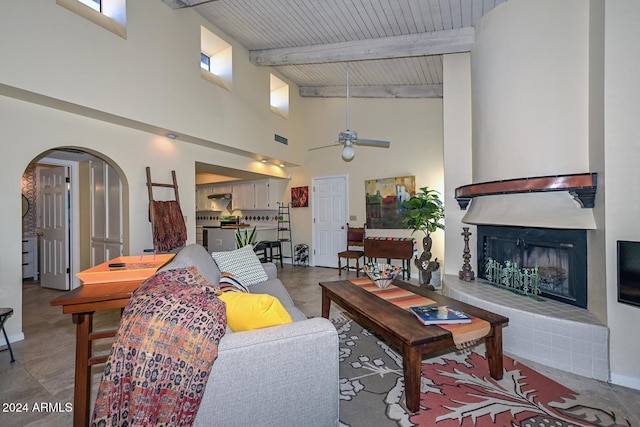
[[21, 146, 129, 290]]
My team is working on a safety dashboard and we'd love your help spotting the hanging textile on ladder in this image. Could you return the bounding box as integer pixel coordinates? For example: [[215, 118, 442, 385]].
[[146, 167, 187, 252]]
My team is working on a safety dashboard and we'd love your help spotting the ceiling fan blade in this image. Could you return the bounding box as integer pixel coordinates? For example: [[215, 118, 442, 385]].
[[308, 142, 342, 151], [355, 138, 391, 148]]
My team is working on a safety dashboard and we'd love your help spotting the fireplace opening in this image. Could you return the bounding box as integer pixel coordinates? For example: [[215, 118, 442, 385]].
[[477, 225, 587, 308]]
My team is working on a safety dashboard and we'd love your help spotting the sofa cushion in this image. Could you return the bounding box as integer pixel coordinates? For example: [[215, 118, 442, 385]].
[[218, 292, 292, 332], [159, 244, 221, 285], [211, 245, 268, 286], [249, 279, 295, 307]]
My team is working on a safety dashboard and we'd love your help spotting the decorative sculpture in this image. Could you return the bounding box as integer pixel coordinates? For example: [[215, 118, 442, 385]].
[[458, 227, 475, 281], [414, 236, 439, 289]]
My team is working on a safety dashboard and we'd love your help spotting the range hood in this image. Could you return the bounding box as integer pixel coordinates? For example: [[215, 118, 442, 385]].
[[208, 193, 232, 199]]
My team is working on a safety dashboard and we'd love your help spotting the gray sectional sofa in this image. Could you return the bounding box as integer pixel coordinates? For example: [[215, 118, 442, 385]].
[[159, 244, 340, 427]]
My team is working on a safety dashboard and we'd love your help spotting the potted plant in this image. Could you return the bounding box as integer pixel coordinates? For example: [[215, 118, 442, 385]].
[[401, 187, 445, 287], [235, 226, 257, 248]]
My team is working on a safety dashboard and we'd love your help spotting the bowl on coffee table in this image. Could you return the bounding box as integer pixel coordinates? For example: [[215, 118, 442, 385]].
[[363, 263, 402, 289]]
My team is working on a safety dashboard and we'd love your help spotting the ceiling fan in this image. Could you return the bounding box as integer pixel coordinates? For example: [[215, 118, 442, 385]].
[[309, 62, 391, 161]]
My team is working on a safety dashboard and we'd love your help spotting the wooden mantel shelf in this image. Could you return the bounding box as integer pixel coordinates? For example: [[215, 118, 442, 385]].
[[454, 173, 597, 209]]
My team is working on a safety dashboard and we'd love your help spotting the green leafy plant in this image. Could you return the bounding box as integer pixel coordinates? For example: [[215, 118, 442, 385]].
[[401, 187, 445, 236], [235, 226, 257, 248]]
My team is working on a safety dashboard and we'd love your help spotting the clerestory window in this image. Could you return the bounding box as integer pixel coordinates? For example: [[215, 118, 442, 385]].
[[270, 74, 289, 119], [200, 26, 232, 91], [78, 0, 100, 12], [57, 0, 127, 38]]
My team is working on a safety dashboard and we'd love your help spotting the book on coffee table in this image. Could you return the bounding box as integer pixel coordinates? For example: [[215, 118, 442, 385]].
[[409, 305, 472, 325]]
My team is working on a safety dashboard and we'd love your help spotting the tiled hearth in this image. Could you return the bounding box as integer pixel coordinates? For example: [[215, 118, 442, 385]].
[[443, 275, 610, 382]]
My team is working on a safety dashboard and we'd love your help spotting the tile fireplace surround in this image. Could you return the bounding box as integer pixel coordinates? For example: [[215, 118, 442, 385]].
[[443, 275, 610, 382]]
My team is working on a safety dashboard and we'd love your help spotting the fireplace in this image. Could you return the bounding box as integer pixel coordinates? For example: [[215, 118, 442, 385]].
[[476, 225, 587, 308]]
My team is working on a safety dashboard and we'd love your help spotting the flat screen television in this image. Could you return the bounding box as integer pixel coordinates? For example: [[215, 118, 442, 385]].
[[617, 240, 640, 308]]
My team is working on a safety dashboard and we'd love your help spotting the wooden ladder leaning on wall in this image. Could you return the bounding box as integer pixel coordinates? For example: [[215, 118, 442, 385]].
[[146, 166, 187, 252]]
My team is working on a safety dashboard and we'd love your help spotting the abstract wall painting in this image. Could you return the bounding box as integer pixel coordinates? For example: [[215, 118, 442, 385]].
[[291, 186, 309, 208], [365, 176, 415, 229]]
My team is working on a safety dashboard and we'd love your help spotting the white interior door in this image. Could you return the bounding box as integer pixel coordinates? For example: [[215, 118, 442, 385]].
[[90, 160, 124, 266], [40, 166, 70, 290], [313, 175, 347, 268]]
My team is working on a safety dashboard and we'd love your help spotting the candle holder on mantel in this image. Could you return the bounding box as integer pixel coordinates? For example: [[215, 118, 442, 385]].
[[459, 227, 475, 282]]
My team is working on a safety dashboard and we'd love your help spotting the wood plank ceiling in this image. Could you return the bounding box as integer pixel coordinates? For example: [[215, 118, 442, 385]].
[[163, 0, 507, 98]]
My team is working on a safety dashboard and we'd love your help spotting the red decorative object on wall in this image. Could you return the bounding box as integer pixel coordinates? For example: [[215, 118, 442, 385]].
[[291, 186, 309, 207]]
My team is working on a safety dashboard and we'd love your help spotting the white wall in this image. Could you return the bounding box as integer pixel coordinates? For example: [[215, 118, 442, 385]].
[[471, 0, 590, 181], [0, 1, 304, 166], [603, 0, 640, 389], [469, 0, 640, 388], [290, 97, 445, 275], [0, 0, 304, 340], [442, 53, 473, 277]]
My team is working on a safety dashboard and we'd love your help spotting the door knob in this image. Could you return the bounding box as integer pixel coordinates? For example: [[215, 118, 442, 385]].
[[341, 226, 345, 229]]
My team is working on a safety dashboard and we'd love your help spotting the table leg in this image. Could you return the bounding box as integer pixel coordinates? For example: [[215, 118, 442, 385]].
[[321, 288, 331, 319], [72, 313, 93, 427], [402, 346, 422, 414], [485, 324, 504, 380]]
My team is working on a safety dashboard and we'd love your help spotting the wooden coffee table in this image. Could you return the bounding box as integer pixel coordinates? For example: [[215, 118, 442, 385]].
[[319, 279, 509, 413]]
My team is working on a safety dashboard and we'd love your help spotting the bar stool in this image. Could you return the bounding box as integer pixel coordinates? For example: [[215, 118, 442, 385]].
[[265, 241, 283, 268], [0, 308, 16, 363], [254, 241, 268, 263]]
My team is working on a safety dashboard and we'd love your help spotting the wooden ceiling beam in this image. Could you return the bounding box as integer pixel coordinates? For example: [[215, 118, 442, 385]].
[[250, 28, 474, 66], [299, 84, 443, 99], [162, 0, 217, 9]]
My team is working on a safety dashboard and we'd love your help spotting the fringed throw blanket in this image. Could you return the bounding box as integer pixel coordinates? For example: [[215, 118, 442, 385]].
[[151, 200, 187, 252], [91, 266, 226, 427], [350, 278, 490, 349]]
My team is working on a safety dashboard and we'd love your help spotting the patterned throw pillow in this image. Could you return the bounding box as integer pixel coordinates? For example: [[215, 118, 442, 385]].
[[219, 274, 249, 293], [211, 245, 269, 286]]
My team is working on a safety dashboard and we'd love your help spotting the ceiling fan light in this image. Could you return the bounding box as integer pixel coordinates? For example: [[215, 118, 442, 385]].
[[342, 144, 355, 161]]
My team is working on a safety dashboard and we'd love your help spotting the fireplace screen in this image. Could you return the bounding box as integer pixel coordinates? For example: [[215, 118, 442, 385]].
[[477, 226, 587, 308]]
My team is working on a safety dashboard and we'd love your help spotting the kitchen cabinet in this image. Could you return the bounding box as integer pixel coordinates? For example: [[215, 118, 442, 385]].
[[212, 184, 232, 194], [232, 179, 282, 210], [196, 185, 213, 210], [254, 180, 272, 209], [231, 183, 246, 210]]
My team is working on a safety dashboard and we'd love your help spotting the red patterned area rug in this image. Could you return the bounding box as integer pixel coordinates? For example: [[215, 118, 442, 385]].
[[334, 317, 631, 427]]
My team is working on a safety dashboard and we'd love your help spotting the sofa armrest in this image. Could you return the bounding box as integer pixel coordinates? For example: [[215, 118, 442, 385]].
[[194, 318, 339, 427], [262, 262, 277, 280]]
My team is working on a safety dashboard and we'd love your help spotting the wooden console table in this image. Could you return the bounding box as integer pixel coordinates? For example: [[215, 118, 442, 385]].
[[364, 237, 416, 279], [50, 254, 174, 427]]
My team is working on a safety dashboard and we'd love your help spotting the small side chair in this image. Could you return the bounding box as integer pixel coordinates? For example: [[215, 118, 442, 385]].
[[337, 224, 366, 277]]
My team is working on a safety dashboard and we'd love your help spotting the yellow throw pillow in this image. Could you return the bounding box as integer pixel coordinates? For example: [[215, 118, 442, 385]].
[[218, 292, 293, 332]]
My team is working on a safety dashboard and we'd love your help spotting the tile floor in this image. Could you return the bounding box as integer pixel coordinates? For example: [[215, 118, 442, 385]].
[[1, 265, 639, 426]]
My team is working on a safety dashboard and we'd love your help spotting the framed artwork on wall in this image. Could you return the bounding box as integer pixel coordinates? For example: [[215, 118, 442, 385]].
[[291, 186, 309, 208], [365, 175, 415, 229]]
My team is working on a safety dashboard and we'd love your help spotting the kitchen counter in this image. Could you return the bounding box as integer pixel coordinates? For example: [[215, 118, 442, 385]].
[[221, 225, 277, 231]]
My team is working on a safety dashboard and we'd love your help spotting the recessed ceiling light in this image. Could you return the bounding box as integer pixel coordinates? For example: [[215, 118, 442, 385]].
[[165, 133, 177, 139], [261, 159, 268, 163], [279, 163, 285, 167]]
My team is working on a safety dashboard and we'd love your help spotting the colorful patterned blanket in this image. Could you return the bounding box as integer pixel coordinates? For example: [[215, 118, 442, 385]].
[[91, 266, 226, 427], [151, 200, 187, 252]]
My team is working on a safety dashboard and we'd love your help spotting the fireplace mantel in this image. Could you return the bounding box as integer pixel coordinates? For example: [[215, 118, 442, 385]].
[[455, 173, 597, 209]]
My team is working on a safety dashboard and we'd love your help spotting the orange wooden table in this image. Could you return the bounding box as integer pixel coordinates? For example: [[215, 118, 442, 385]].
[[50, 254, 174, 427]]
